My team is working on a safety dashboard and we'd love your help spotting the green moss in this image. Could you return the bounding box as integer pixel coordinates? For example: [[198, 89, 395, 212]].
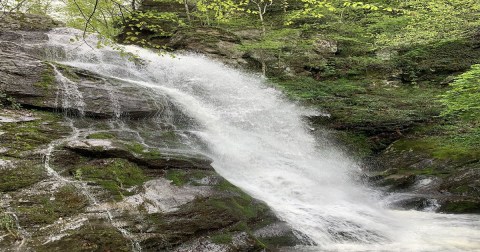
[[165, 170, 187, 186], [15, 185, 88, 226], [74, 159, 146, 201], [333, 131, 373, 158], [34, 64, 56, 90], [36, 221, 131, 252], [215, 180, 253, 201], [439, 200, 480, 214], [86, 132, 116, 140], [211, 233, 233, 244], [0, 164, 46, 192], [125, 142, 146, 155], [0, 212, 19, 239], [392, 134, 480, 161], [164, 169, 214, 186], [0, 110, 69, 156], [55, 63, 81, 81]]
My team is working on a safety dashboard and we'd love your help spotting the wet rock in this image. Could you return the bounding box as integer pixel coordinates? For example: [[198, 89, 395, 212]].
[[124, 178, 212, 213], [0, 19, 171, 119], [380, 174, 417, 191], [36, 220, 131, 252], [438, 198, 480, 214], [440, 165, 480, 197], [65, 139, 213, 170]]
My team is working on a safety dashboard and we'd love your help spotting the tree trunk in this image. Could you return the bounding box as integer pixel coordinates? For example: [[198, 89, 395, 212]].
[[184, 0, 191, 24], [257, 4, 266, 36]]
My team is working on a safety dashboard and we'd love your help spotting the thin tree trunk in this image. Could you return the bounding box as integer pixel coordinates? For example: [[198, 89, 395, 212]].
[[184, 0, 191, 24], [257, 4, 266, 36], [261, 59, 266, 76]]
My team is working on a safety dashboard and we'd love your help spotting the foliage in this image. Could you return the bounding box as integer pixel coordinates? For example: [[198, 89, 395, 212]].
[[440, 64, 480, 122], [61, 0, 130, 38], [0, 90, 20, 109], [374, 0, 480, 46], [0, 212, 18, 238]]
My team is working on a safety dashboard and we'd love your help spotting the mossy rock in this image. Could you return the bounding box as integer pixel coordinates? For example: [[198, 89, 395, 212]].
[[14, 185, 89, 227], [0, 110, 70, 157], [36, 221, 131, 252], [439, 199, 480, 214], [72, 158, 147, 201], [0, 163, 46, 192]]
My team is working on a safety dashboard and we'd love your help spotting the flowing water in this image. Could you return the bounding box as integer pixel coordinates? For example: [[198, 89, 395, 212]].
[[44, 28, 480, 251]]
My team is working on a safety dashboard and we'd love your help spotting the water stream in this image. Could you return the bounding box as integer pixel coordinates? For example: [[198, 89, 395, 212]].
[[44, 28, 480, 251]]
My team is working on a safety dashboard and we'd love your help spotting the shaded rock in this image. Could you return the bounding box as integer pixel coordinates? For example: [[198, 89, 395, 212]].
[[313, 36, 338, 54], [168, 28, 248, 66], [440, 165, 480, 197], [379, 174, 417, 191], [438, 198, 480, 214]]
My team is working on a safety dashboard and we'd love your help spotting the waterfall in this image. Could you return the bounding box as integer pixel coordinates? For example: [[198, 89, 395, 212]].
[[44, 28, 480, 251]]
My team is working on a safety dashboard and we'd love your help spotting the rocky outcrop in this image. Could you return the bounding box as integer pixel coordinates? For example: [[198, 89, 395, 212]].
[[0, 14, 176, 119], [368, 137, 480, 213], [0, 13, 304, 251]]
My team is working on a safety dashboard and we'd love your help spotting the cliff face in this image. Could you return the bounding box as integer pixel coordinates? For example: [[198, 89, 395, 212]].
[[120, 1, 480, 213], [0, 13, 304, 251]]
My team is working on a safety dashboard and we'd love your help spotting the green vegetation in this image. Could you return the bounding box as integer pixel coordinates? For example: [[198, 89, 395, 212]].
[[441, 64, 480, 121], [15, 185, 88, 226], [0, 111, 70, 157], [165, 169, 187, 186], [0, 212, 19, 239], [211, 233, 233, 244], [34, 65, 55, 90], [0, 164, 46, 192], [0, 91, 20, 109], [37, 221, 131, 252], [439, 200, 480, 214], [86, 132, 116, 139], [73, 159, 146, 200]]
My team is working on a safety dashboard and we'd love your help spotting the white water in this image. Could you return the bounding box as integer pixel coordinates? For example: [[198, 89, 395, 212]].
[[45, 28, 480, 251]]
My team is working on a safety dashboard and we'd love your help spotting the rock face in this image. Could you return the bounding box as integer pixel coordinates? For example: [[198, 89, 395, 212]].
[[0, 45, 169, 118], [368, 138, 480, 213], [0, 13, 304, 251]]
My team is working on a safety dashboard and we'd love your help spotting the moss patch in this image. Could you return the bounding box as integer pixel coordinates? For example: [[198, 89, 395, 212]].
[[211, 233, 233, 244], [439, 200, 480, 214], [73, 159, 147, 201], [165, 170, 187, 186], [15, 185, 88, 226], [34, 64, 56, 90], [36, 221, 131, 252], [86, 132, 116, 140], [0, 110, 70, 157], [0, 163, 46, 192]]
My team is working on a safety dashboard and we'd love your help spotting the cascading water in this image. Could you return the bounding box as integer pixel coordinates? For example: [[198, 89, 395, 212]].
[[45, 28, 480, 251]]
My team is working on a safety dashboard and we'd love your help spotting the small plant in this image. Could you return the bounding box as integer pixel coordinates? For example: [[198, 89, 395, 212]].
[[74, 169, 83, 180], [0, 212, 19, 239], [0, 90, 21, 110], [440, 64, 480, 122]]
